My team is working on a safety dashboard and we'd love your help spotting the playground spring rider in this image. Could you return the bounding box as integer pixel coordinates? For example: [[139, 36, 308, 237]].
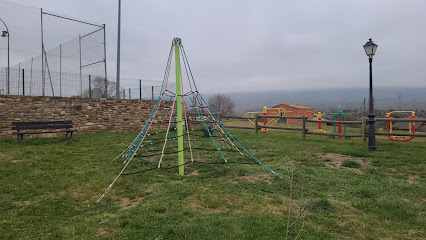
[[386, 111, 416, 142], [314, 112, 326, 133], [328, 106, 352, 139], [245, 106, 286, 134]]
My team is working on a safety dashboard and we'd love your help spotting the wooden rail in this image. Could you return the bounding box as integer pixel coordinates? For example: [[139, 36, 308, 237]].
[[204, 114, 425, 142]]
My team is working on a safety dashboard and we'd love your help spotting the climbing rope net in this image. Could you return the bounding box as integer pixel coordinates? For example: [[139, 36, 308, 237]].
[[98, 39, 282, 202]]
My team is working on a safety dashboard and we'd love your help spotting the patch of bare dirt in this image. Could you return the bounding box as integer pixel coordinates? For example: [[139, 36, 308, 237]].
[[319, 153, 370, 174], [407, 175, 419, 184], [95, 227, 109, 237], [250, 203, 285, 216], [71, 188, 86, 199], [13, 200, 31, 207], [186, 201, 229, 214], [11, 160, 25, 163], [237, 173, 272, 184], [185, 193, 240, 214], [58, 190, 66, 196], [408, 228, 425, 237], [330, 199, 360, 214], [121, 197, 143, 210], [186, 169, 199, 176]]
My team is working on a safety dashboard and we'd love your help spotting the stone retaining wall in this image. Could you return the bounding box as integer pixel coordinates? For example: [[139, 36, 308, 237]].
[[0, 95, 167, 137]]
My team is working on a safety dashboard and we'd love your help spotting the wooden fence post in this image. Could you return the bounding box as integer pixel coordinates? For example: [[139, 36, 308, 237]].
[[302, 116, 306, 139], [255, 114, 259, 135], [362, 116, 367, 143]]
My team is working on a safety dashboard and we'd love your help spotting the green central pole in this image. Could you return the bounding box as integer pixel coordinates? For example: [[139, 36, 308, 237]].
[[174, 38, 184, 176]]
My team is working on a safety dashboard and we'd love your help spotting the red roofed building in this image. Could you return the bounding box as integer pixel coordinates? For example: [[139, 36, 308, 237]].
[[271, 104, 313, 124]]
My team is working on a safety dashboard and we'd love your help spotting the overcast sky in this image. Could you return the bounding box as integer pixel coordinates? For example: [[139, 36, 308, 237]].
[[2, 0, 426, 94]]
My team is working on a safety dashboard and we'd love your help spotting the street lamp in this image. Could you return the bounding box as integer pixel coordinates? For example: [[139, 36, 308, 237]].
[[0, 18, 9, 95], [363, 38, 378, 151], [116, 0, 121, 99]]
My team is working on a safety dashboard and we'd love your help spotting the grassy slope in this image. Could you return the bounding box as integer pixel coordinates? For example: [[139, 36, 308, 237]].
[[0, 130, 425, 239]]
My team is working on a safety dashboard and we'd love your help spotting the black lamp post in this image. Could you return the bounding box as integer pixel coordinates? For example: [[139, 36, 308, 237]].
[[0, 18, 9, 95], [363, 38, 378, 151]]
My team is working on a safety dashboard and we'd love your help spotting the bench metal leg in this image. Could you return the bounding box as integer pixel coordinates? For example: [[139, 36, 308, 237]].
[[65, 131, 73, 139], [17, 134, 23, 142]]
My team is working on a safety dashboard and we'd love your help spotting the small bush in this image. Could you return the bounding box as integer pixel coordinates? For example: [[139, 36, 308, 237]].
[[355, 187, 376, 199], [310, 198, 335, 212], [341, 160, 361, 169]]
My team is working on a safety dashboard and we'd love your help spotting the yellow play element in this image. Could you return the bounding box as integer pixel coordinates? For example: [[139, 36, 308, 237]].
[[386, 111, 416, 141], [245, 106, 286, 130], [314, 112, 326, 133]]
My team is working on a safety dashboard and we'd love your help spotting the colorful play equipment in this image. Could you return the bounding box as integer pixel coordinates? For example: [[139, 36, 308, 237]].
[[97, 38, 282, 202], [327, 105, 352, 139], [314, 112, 326, 133], [386, 111, 416, 142], [245, 106, 286, 134]]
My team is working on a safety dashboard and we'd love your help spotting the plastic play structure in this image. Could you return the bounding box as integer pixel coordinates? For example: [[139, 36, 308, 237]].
[[314, 112, 326, 133], [327, 106, 352, 139], [386, 111, 416, 142], [245, 106, 286, 134], [97, 38, 282, 202]]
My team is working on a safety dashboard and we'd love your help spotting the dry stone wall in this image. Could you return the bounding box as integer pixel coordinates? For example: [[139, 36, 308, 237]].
[[0, 95, 167, 137]]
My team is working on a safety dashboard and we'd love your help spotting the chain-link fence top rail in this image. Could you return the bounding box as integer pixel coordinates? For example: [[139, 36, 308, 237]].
[[0, 1, 106, 96]]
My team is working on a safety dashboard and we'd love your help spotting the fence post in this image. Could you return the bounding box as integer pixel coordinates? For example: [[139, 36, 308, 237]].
[[89, 75, 92, 98], [129, 88, 131, 99], [152, 86, 154, 100], [362, 116, 367, 143], [22, 69, 25, 96], [60, 44, 62, 97], [217, 112, 221, 122], [302, 116, 306, 139], [123, 89, 125, 99], [18, 63, 20, 95], [139, 79, 142, 99], [255, 114, 259, 135]]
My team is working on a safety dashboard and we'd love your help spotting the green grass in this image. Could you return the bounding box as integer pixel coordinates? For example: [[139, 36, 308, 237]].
[[341, 159, 361, 169], [0, 129, 425, 239]]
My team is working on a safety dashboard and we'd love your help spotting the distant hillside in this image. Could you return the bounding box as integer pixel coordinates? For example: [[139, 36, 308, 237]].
[[203, 87, 426, 114]]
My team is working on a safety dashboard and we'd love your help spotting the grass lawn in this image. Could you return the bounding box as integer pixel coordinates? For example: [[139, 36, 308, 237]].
[[0, 129, 425, 239]]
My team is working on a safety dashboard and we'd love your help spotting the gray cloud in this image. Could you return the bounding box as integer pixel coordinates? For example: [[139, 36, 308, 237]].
[[2, 0, 426, 94]]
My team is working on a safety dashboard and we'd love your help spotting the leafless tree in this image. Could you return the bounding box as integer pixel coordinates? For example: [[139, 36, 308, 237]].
[[82, 77, 116, 98], [283, 162, 307, 240], [208, 94, 236, 116]]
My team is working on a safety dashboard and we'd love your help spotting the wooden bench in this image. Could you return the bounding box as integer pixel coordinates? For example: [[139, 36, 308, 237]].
[[12, 121, 77, 141]]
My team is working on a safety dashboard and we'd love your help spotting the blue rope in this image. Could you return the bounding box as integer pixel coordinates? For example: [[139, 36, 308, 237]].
[[181, 44, 281, 179], [188, 96, 228, 162], [123, 43, 174, 164]]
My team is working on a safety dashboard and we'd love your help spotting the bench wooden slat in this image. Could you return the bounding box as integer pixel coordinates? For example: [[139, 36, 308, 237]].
[[11, 120, 76, 141], [12, 121, 72, 126], [13, 130, 77, 135], [12, 125, 73, 131]]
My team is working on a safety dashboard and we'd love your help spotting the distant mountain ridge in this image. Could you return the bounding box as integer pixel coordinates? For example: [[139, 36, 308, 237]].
[[202, 87, 426, 113]]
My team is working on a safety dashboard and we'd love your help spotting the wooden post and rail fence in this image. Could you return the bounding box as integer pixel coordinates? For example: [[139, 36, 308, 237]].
[[217, 115, 426, 141]]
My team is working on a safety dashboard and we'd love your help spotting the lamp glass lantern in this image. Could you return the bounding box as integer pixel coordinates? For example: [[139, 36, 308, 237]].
[[363, 38, 378, 58]]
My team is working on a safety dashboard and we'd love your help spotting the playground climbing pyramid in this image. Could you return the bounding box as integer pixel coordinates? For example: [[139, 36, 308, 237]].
[[98, 38, 281, 202]]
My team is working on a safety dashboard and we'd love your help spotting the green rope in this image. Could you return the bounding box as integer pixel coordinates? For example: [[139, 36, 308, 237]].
[[188, 96, 227, 162]]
